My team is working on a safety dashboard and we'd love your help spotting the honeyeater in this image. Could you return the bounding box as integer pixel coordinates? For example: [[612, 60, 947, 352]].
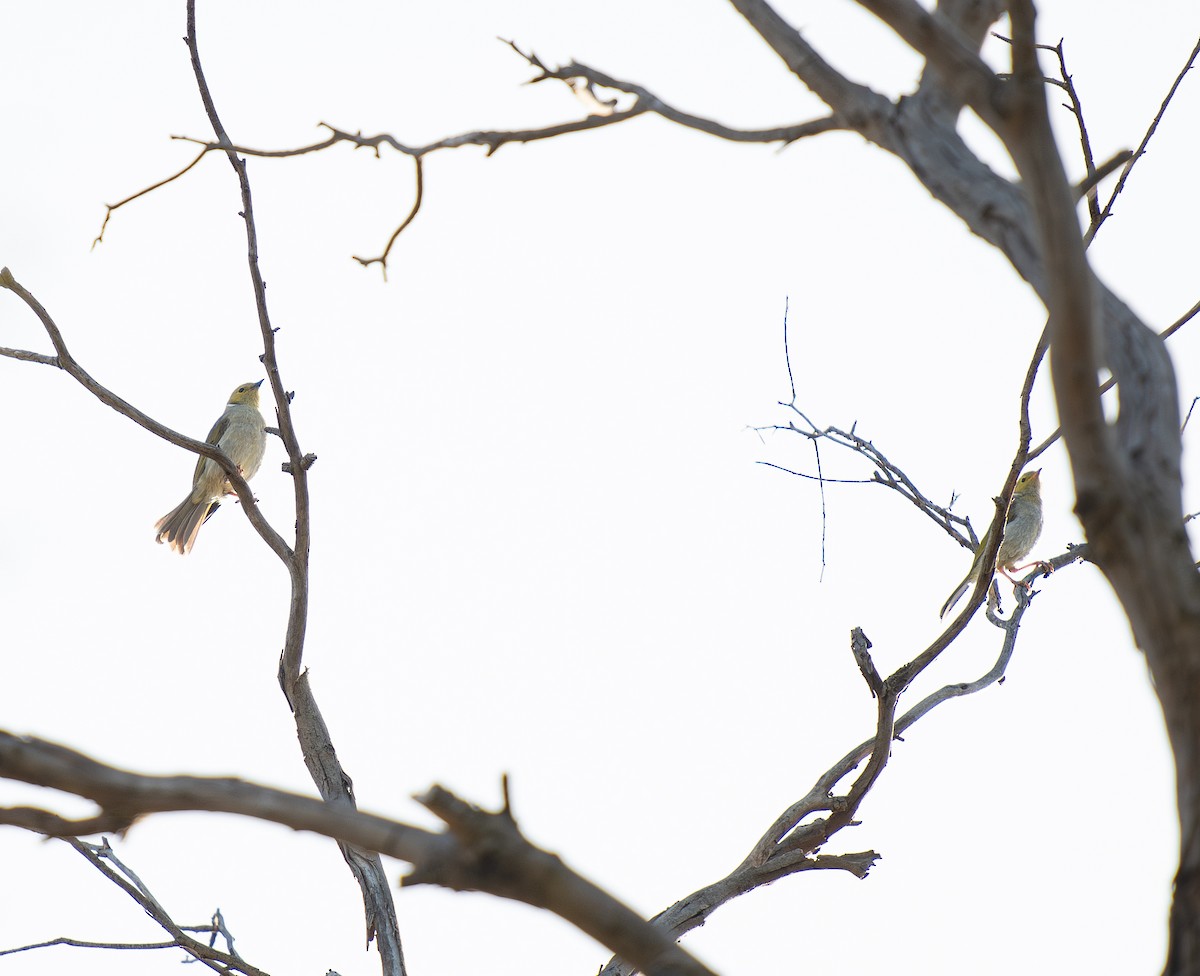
[[154, 380, 267, 554], [939, 469, 1044, 618]]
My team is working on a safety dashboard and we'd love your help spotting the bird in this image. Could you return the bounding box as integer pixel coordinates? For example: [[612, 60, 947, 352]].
[[939, 469, 1045, 619], [154, 380, 267, 554]]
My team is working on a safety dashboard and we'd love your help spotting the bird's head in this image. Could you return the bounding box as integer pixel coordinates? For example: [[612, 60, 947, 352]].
[[228, 379, 264, 407], [1015, 468, 1042, 496]]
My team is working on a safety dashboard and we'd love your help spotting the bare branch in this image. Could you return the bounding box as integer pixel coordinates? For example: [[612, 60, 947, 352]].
[[506, 39, 844, 145], [1005, 1, 1104, 479], [411, 786, 714, 976], [182, 6, 401, 971], [844, 0, 1007, 128], [0, 267, 291, 562], [599, 535, 1086, 976], [0, 732, 715, 976], [143, 43, 836, 276]]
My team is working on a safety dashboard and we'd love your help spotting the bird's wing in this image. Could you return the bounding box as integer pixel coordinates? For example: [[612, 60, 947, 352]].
[[192, 409, 232, 485]]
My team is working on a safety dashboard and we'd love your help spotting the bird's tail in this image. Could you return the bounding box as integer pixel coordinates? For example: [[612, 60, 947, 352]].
[[939, 579, 972, 619], [154, 496, 215, 555]]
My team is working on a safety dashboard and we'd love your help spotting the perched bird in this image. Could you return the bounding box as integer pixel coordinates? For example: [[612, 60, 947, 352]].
[[154, 380, 267, 554], [939, 469, 1045, 619]]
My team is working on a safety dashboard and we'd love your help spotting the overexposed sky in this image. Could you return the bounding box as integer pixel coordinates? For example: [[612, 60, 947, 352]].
[[2, 2, 1197, 974]]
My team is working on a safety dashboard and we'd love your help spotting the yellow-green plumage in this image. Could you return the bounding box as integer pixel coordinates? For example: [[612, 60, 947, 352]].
[[939, 469, 1044, 619], [154, 381, 267, 554]]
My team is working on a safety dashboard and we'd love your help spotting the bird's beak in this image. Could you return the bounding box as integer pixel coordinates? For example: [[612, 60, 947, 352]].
[[254, 379, 265, 389]]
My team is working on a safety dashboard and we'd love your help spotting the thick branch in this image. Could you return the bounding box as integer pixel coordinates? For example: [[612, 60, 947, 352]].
[[726, 0, 896, 145], [0, 731, 714, 976], [853, 0, 1007, 126]]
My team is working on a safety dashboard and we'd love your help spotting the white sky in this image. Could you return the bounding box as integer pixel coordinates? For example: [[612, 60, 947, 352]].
[[2, 2, 1197, 974]]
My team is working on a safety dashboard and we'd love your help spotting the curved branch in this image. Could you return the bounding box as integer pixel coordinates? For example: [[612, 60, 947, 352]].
[[106, 40, 838, 277], [92, 149, 209, 247], [0, 267, 291, 562], [353, 155, 424, 274]]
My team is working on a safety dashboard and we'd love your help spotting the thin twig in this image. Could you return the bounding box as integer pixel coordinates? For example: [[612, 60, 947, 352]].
[[0, 937, 180, 956], [352, 156, 424, 275], [102, 39, 840, 277], [1028, 295, 1200, 460], [63, 839, 269, 976], [92, 149, 208, 247], [1183, 397, 1199, 435], [782, 296, 796, 404], [1087, 33, 1200, 243], [759, 412, 975, 545]]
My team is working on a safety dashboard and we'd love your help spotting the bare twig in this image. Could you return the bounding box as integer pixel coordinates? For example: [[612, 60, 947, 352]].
[[1088, 33, 1200, 243], [1075, 150, 1132, 201], [352, 156, 423, 275], [101, 39, 839, 277], [1046, 39, 1101, 223], [92, 148, 208, 247], [63, 838, 269, 976], [506, 39, 843, 145], [782, 296, 796, 404], [992, 35, 1105, 222], [1027, 295, 1200, 461], [0, 936, 185, 957], [1, 937, 180, 956], [759, 411, 976, 546], [753, 459, 873, 485], [1182, 397, 1199, 435]]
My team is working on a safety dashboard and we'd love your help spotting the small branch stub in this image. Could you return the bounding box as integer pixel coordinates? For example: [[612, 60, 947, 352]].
[[281, 453, 318, 475], [851, 627, 883, 697]]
